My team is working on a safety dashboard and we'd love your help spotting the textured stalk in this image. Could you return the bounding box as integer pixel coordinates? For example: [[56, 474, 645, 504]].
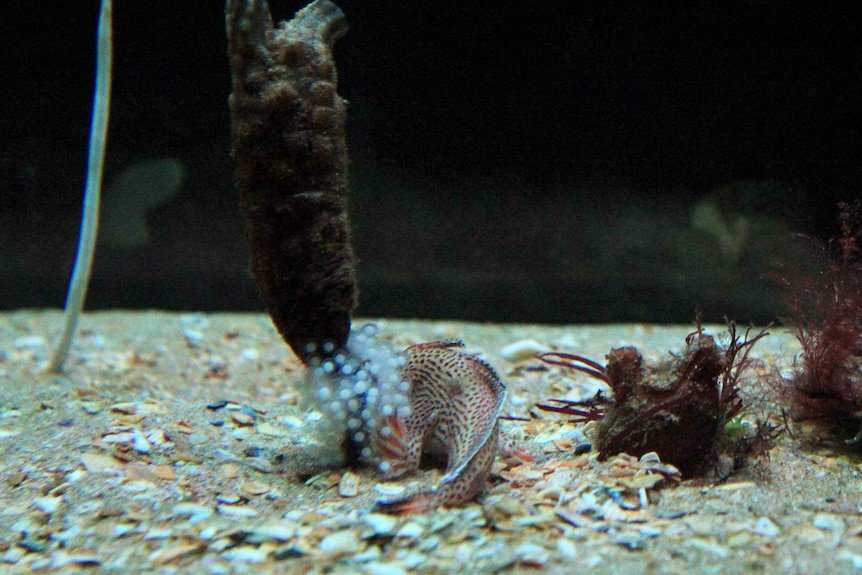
[[226, 0, 355, 363], [49, 0, 112, 374]]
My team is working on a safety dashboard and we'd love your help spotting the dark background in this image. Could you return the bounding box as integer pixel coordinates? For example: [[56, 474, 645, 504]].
[[1, 1, 860, 324]]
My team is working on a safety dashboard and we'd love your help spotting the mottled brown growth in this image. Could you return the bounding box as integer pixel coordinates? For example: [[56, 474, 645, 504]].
[[226, 0, 355, 362], [538, 321, 768, 477], [595, 337, 724, 477], [376, 340, 507, 513]]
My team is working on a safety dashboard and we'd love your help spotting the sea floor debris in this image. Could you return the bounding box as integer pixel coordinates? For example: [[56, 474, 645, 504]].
[[3, 310, 862, 574]]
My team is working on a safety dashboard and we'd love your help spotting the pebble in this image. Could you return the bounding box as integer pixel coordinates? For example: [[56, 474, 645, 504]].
[[753, 517, 781, 538], [102, 432, 136, 445], [81, 402, 101, 415], [714, 481, 756, 491], [183, 329, 205, 348], [319, 530, 362, 556], [245, 445, 264, 458], [148, 543, 201, 565], [726, 531, 754, 548], [188, 433, 209, 445], [354, 546, 383, 562], [114, 524, 136, 538], [556, 538, 578, 559], [395, 522, 425, 539], [515, 542, 550, 565], [132, 428, 151, 454], [500, 339, 549, 362], [685, 516, 716, 537], [813, 513, 845, 533], [365, 561, 409, 575], [50, 525, 81, 543], [417, 536, 440, 553], [281, 415, 305, 428], [222, 545, 270, 563], [392, 550, 426, 569], [257, 422, 285, 437], [153, 465, 177, 481], [215, 493, 241, 504], [199, 526, 218, 541], [18, 538, 47, 552], [144, 527, 173, 540], [637, 525, 662, 538], [34, 495, 62, 514], [374, 482, 407, 497], [146, 428, 171, 448], [215, 448, 242, 462], [248, 457, 275, 473], [216, 504, 258, 518], [838, 550, 862, 570], [241, 348, 260, 361], [364, 513, 399, 536], [48, 552, 102, 568], [339, 471, 361, 497], [121, 480, 154, 494], [0, 408, 21, 419], [3, 545, 25, 564], [614, 532, 647, 551], [13, 335, 46, 349], [172, 503, 214, 521], [685, 538, 729, 559], [250, 523, 296, 542], [533, 425, 585, 445], [231, 411, 256, 426], [240, 479, 271, 496], [813, 513, 846, 549]]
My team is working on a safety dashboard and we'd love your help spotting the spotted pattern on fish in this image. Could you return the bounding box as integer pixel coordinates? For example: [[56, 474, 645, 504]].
[[374, 339, 507, 513]]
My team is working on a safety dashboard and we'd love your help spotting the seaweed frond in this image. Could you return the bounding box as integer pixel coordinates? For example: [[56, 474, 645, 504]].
[[777, 201, 862, 437], [720, 320, 771, 423]]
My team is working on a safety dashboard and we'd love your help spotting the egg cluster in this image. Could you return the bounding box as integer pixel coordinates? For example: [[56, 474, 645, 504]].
[[305, 324, 412, 468]]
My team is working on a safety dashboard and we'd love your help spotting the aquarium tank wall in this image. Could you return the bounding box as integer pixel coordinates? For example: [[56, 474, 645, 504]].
[[2, 1, 859, 324]]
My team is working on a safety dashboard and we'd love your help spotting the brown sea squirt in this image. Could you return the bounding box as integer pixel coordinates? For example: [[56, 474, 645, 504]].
[[226, 0, 355, 365], [539, 323, 766, 477]]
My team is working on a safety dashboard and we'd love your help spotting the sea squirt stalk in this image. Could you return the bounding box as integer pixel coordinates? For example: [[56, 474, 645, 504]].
[[226, 0, 355, 364]]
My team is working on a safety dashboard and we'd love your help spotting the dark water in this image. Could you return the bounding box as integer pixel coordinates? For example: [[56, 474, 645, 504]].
[[2, 2, 858, 324]]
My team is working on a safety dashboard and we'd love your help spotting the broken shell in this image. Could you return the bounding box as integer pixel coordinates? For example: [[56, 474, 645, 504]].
[[216, 504, 258, 517], [500, 339, 549, 362], [374, 482, 408, 497], [363, 513, 399, 536], [148, 543, 202, 566], [231, 411, 256, 426], [80, 453, 121, 473], [250, 523, 296, 542], [34, 495, 62, 514], [110, 402, 137, 414], [152, 465, 176, 480], [338, 471, 361, 497], [319, 529, 363, 556], [240, 478, 271, 496]]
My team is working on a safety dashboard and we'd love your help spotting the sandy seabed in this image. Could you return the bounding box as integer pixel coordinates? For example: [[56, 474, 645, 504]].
[[1, 310, 860, 574]]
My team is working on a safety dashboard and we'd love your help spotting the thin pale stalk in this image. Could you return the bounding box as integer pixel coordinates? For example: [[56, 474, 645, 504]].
[[49, 0, 112, 373]]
